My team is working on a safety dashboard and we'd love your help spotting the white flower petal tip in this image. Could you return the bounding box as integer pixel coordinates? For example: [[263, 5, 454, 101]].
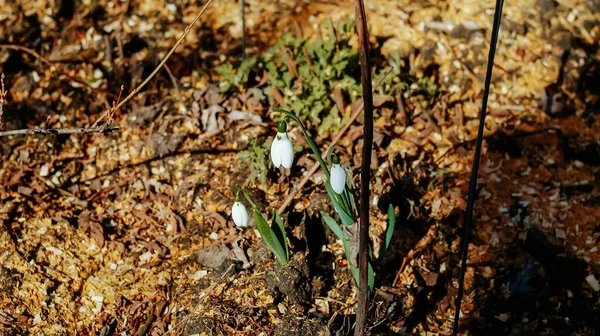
[[231, 201, 249, 227], [271, 132, 294, 169], [330, 163, 346, 194]]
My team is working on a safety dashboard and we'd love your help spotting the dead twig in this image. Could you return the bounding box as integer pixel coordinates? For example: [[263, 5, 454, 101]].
[[92, 85, 124, 129], [392, 224, 437, 286], [353, 0, 374, 332], [0, 0, 214, 139], [0, 44, 99, 90], [452, 1, 505, 335], [113, 0, 215, 112], [0, 44, 55, 69], [0, 73, 5, 130], [435, 126, 562, 164], [135, 307, 156, 336], [241, 0, 246, 59], [163, 65, 182, 101], [328, 301, 357, 330], [0, 126, 119, 137], [99, 317, 117, 336], [116, 0, 131, 65]]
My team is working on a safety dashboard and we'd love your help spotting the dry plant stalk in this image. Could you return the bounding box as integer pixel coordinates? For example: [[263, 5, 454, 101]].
[[353, 0, 374, 334], [452, 1, 505, 335], [0, 73, 5, 130], [0, 0, 215, 139]]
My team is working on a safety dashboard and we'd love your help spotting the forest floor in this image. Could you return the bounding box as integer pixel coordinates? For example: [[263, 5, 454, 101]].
[[1, 0, 599, 335]]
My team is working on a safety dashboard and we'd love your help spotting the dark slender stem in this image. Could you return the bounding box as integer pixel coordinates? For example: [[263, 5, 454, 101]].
[[353, 0, 374, 333], [452, 1, 504, 335], [241, 0, 246, 59]]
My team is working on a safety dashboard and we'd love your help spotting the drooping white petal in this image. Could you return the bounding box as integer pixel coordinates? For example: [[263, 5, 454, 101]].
[[330, 163, 346, 194], [270, 135, 282, 168], [231, 201, 249, 227], [278, 133, 294, 169], [271, 132, 294, 169]]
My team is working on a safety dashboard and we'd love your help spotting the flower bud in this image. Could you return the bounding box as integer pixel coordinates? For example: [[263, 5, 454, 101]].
[[270, 121, 294, 169], [231, 201, 249, 227], [330, 156, 346, 194]]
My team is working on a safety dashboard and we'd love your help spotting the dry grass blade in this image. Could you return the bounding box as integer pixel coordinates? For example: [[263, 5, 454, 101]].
[[0, 0, 215, 139], [112, 0, 215, 111]]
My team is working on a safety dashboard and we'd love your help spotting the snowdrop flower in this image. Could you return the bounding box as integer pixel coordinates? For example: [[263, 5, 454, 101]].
[[231, 199, 249, 227], [270, 120, 294, 169], [330, 155, 346, 194]]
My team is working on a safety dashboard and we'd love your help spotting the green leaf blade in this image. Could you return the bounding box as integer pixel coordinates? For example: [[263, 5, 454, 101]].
[[272, 210, 289, 262], [253, 210, 288, 265], [321, 213, 343, 240], [382, 204, 396, 255]]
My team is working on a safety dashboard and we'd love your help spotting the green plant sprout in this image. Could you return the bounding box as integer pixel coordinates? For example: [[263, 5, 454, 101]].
[[231, 108, 395, 289], [271, 108, 396, 291], [263, 22, 360, 135], [237, 138, 272, 185], [232, 188, 289, 265], [216, 56, 257, 93]]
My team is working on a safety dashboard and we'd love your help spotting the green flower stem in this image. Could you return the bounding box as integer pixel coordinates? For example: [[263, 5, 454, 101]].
[[334, 192, 351, 215], [272, 108, 358, 219], [240, 188, 258, 209], [342, 189, 352, 211], [272, 108, 330, 179]]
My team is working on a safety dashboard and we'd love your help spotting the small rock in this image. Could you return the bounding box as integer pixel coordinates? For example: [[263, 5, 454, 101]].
[[187, 270, 208, 280], [39, 164, 50, 177], [196, 245, 232, 269], [585, 274, 600, 292], [139, 251, 153, 262]]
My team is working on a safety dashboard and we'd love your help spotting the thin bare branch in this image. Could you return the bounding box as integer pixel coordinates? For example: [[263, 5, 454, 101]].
[[452, 1, 505, 335], [0, 73, 5, 130], [0, 126, 119, 137], [0, 44, 99, 90], [353, 0, 374, 333], [0, 44, 55, 68], [0, 0, 214, 139], [112, 0, 215, 112], [241, 0, 246, 59]]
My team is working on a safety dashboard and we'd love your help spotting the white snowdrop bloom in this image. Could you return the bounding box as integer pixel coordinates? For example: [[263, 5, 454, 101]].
[[330, 156, 346, 194], [231, 201, 249, 227], [270, 121, 294, 169]]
